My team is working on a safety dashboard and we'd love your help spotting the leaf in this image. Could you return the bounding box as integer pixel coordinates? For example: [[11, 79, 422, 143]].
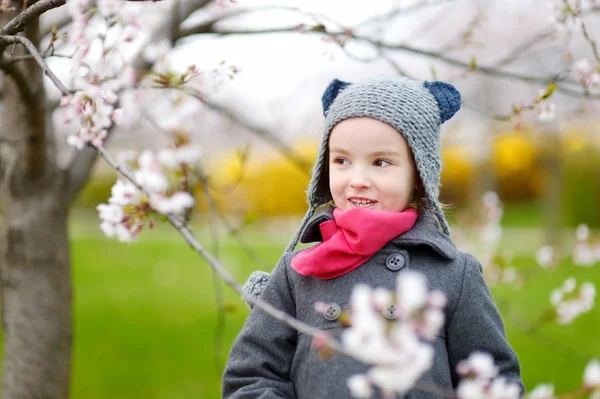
[[430, 65, 437, 80], [470, 56, 477, 71]]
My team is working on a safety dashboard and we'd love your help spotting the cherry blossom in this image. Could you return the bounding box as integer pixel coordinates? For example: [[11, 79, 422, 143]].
[[525, 384, 555, 399], [456, 352, 521, 399], [550, 278, 596, 324], [585, 359, 600, 389], [573, 59, 600, 89], [332, 272, 445, 397]]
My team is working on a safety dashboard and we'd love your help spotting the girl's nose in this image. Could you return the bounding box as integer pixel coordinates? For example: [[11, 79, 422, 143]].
[[349, 171, 372, 189]]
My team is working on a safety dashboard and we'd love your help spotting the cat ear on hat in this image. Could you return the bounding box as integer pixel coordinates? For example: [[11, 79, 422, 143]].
[[423, 81, 462, 123], [322, 78, 352, 116]]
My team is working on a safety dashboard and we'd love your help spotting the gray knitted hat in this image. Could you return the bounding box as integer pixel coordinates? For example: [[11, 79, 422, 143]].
[[243, 76, 461, 304]]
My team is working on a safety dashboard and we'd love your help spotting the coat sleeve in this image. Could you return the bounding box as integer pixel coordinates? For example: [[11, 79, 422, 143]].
[[223, 253, 298, 399], [446, 253, 524, 394]]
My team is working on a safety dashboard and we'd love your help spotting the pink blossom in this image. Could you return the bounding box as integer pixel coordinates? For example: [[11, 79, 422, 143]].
[[109, 179, 141, 206]]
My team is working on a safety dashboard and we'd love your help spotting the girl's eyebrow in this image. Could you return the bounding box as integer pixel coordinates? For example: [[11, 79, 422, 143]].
[[329, 147, 350, 154], [371, 150, 402, 158]]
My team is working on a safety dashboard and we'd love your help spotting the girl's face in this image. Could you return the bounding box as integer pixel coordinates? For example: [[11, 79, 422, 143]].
[[328, 117, 419, 213]]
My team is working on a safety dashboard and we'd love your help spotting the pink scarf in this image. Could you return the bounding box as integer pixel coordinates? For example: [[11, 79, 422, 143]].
[[291, 207, 418, 279]]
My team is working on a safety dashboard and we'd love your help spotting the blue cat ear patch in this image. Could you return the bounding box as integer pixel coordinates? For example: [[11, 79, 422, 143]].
[[322, 78, 352, 116], [423, 81, 461, 123]]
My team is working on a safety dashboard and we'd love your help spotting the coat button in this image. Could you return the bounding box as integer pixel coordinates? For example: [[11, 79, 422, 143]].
[[386, 253, 405, 271], [323, 302, 341, 321], [383, 304, 397, 320]]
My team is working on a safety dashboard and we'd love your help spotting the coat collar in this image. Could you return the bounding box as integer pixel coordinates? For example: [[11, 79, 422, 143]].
[[300, 207, 457, 260]]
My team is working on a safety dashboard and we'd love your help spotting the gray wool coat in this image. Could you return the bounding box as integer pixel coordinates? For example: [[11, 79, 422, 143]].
[[223, 209, 523, 399]]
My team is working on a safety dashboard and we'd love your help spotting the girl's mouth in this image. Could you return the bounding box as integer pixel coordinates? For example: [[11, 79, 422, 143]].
[[348, 198, 377, 208]]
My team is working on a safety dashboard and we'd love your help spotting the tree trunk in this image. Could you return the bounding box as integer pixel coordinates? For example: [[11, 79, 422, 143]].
[[1, 195, 72, 399], [0, 5, 73, 398]]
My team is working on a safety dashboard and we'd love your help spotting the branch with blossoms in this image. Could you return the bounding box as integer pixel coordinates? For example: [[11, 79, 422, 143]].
[[451, 191, 597, 363], [0, 2, 532, 398], [3, 1, 600, 398]]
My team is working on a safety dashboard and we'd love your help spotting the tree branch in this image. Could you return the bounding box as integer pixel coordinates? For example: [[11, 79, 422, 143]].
[[2, 0, 168, 37], [0, 34, 70, 95], [1, 0, 66, 36], [192, 94, 313, 174]]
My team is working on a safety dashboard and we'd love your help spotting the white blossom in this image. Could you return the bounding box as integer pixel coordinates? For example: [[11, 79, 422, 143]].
[[585, 359, 600, 388], [526, 384, 555, 399], [577, 224, 590, 241], [97, 0, 123, 17], [552, 279, 596, 324], [339, 273, 446, 397], [109, 179, 141, 207], [536, 245, 555, 269], [537, 101, 556, 122], [347, 375, 373, 398], [397, 271, 428, 314], [157, 146, 202, 168], [150, 192, 195, 215], [457, 352, 498, 380], [135, 151, 169, 194], [573, 59, 600, 89], [97, 203, 124, 224]]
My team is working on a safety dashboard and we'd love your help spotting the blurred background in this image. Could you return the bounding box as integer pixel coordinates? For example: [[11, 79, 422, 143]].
[[3, 0, 600, 397]]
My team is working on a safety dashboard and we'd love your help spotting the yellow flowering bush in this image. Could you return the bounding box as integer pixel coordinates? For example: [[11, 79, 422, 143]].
[[440, 145, 477, 206], [204, 141, 316, 218], [490, 130, 544, 202]]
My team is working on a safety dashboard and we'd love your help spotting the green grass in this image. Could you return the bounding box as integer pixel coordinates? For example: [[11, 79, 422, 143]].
[[4, 212, 597, 398]]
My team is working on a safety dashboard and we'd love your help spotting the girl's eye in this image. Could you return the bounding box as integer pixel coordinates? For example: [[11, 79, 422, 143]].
[[333, 157, 349, 165], [374, 159, 391, 167]]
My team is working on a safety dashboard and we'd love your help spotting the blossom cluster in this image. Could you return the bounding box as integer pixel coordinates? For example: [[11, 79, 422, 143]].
[[452, 192, 519, 287], [97, 147, 200, 242], [573, 59, 600, 90], [61, 86, 124, 149], [584, 359, 600, 397], [63, 0, 141, 149], [455, 352, 521, 399], [329, 271, 446, 398], [550, 277, 596, 324], [524, 358, 600, 399], [536, 223, 600, 269], [549, 0, 600, 31], [0, 0, 16, 15]]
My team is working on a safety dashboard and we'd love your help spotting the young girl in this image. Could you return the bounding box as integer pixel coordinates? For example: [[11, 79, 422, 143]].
[[223, 76, 523, 398]]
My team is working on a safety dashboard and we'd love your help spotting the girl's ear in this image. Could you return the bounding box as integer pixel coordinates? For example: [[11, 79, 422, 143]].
[[322, 78, 352, 116], [423, 81, 461, 123]]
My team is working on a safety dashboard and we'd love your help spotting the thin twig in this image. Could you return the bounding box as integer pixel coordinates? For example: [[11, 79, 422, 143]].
[[0, 34, 70, 95], [580, 19, 600, 62], [354, 0, 456, 29], [196, 166, 227, 375]]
